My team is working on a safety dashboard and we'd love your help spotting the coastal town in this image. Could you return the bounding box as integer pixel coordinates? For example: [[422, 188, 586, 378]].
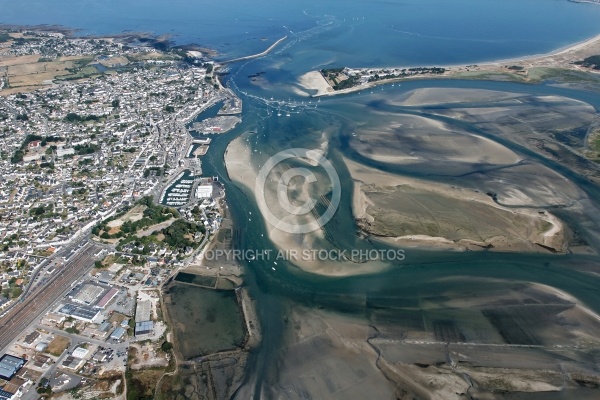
[[0, 28, 249, 400], [3, 6, 600, 400]]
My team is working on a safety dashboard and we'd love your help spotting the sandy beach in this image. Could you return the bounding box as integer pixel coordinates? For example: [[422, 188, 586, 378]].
[[302, 33, 600, 97], [297, 70, 334, 96]]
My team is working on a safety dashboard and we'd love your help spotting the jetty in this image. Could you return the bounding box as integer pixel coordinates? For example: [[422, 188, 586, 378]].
[[222, 36, 287, 64]]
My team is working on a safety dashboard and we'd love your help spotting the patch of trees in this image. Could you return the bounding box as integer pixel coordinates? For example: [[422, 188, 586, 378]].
[[31, 205, 46, 215], [161, 219, 205, 249], [93, 197, 179, 240], [11, 37, 41, 46], [29, 204, 54, 219], [36, 378, 52, 395], [321, 67, 345, 76], [320, 68, 356, 90], [125, 369, 154, 400], [11, 134, 64, 163], [333, 75, 360, 90], [58, 75, 92, 82], [143, 167, 163, 178], [78, 158, 94, 166], [109, 216, 204, 253], [75, 143, 100, 155], [64, 112, 102, 123], [575, 55, 600, 70], [10, 151, 24, 164], [161, 341, 173, 352]]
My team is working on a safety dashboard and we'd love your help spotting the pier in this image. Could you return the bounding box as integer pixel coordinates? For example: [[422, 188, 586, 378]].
[[221, 35, 287, 64]]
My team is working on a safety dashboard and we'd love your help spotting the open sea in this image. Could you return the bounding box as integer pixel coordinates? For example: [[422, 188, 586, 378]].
[[2, 0, 600, 64]]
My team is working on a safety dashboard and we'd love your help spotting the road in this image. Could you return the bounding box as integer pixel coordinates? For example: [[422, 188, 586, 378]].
[[23, 234, 91, 298], [0, 241, 104, 354], [32, 325, 128, 390]]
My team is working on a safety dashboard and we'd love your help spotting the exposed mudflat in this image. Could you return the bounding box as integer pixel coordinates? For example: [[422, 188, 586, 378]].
[[221, 82, 600, 399], [349, 113, 521, 176], [346, 157, 567, 253], [253, 281, 600, 400]]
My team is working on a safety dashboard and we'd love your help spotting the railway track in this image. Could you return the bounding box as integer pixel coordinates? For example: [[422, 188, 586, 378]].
[[0, 242, 103, 353]]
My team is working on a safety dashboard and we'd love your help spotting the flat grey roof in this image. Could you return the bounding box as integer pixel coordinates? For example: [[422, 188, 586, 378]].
[[134, 320, 154, 335], [58, 303, 100, 321], [0, 354, 25, 379], [110, 327, 127, 339]]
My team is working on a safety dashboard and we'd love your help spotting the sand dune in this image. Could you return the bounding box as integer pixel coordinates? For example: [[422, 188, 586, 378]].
[[297, 70, 333, 96]]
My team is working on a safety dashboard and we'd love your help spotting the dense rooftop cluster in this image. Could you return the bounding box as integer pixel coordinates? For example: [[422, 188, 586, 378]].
[[0, 30, 145, 58], [0, 31, 221, 305]]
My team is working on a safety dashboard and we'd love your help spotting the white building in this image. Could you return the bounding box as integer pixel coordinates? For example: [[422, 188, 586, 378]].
[[195, 184, 213, 199], [72, 347, 89, 359]]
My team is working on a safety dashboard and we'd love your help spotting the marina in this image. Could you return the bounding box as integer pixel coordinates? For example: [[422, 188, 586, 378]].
[[160, 170, 219, 208], [160, 171, 195, 207]]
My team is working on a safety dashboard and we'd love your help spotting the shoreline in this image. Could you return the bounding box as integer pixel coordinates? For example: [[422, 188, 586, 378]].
[[302, 32, 600, 97], [0, 23, 219, 57]]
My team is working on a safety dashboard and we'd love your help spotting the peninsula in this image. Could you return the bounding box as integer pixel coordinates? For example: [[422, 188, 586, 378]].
[[298, 33, 600, 96]]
